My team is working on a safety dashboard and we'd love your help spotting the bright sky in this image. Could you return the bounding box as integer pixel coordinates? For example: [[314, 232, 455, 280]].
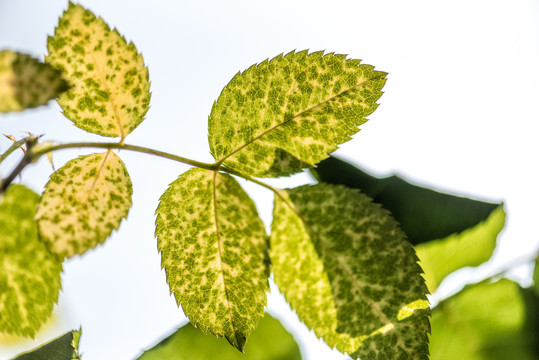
[[1, 1, 539, 359]]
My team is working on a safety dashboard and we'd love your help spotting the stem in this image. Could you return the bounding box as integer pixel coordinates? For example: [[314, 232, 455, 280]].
[[30, 142, 219, 171], [0, 141, 219, 193], [0, 138, 27, 164]]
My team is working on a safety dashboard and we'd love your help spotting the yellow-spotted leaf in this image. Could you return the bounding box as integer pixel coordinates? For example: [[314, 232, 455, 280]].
[[271, 184, 430, 359], [0, 50, 69, 112], [0, 185, 62, 337], [209, 50, 386, 178], [35, 150, 132, 258], [155, 168, 269, 352], [46, 2, 151, 138]]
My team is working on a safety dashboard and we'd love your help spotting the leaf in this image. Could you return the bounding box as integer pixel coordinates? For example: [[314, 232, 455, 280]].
[[270, 184, 430, 359], [0, 185, 62, 337], [430, 279, 539, 360], [137, 314, 301, 360], [312, 156, 501, 245], [208, 51, 386, 178], [534, 257, 539, 297], [0, 50, 69, 112], [415, 205, 505, 292], [312, 156, 505, 292], [155, 168, 269, 351], [12, 328, 82, 360], [46, 2, 151, 139], [35, 150, 132, 258]]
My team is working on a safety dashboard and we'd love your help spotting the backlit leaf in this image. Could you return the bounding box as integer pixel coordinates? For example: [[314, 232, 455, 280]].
[[209, 51, 386, 177], [35, 150, 132, 258], [430, 280, 539, 360], [155, 168, 269, 351], [313, 156, 501, 245], [137, 314, 301, 360], [12, 328, 81, 360], [415, 205, 505, 292], [312, 156, 505, 292], [46, 2, 151, 138], [0, 50, 68, 112], [0, 185, 62, 337], [270, 184, 430, 359]]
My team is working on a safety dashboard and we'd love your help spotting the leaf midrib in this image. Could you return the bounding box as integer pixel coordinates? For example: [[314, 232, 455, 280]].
[[212, 171, 241, 348], [216, 74, 383, 166]]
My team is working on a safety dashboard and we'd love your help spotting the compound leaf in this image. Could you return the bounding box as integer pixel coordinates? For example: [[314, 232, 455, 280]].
[[0, 50, 69, 112], [137, 314, 301, 360], [155, 168, 269, 351], [270, 184, 430, 359], [46, 2, 151, 139], [35, 150, 132, 258], [209, 51, 386, 178], [12, 328, 82, 360], [430, 279, 539, 360], [0, 185, 62, 337]]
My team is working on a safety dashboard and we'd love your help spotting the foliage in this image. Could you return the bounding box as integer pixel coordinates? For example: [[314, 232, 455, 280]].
[[137, 314, 301, 360], [1, 2, 537, 360]]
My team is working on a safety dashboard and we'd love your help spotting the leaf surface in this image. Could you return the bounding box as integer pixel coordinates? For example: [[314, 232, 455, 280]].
[[430, 280, 539, 360], [46, 2, 151, 138], [155, 168, 269, 351], [270, 184, 430, 359], [12, 328, 81, 360], [415, 205, 504, 292], [209, 51, 386, 177], [312, 156, 505, 292], [0, 50, 68, 112], [137, 314, 301, 360], [313, 156, 501, 245], [35, 150, 132, 258], [0, 185, 62, 337]]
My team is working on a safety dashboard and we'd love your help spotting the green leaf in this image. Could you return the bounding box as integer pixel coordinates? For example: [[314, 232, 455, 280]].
[[430, 279, 539, 360], [534, 257, 539, 297], [209, 51, 386, 178], [312, 156, 505, 292], [137, 314, 301, 360], [415, 205, 505, 292], [270, 184, 430, 359], [155, 168, 269, 351], [313, 156, 500, 245], [35, 150, 132, 258], [46, 2, 151, 139], [0, 185, 62, 337], [0, 50, 69, 112], [12, 328, 82, 360]]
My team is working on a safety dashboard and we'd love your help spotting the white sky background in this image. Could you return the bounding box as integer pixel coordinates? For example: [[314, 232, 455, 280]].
[[1, 0, 539, 359]]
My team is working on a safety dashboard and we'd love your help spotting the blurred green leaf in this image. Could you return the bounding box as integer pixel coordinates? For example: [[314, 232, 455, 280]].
[[312, 156, 500, 245], [137, 315, 301, 360], [430, 279, 539, 360], [416, 205, 504, 292], [312, 156, 505, 292], [534, 257, 539, 297], [0, 184, 62, 337], [12, 328, 81, 360], [0, 50, 68, 112]]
